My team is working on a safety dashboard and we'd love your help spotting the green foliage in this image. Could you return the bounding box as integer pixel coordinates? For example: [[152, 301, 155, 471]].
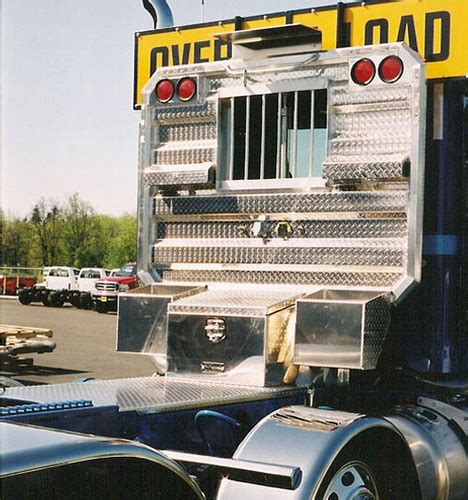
[[0, 195, 137, 269], [2, 216, 32, 266], [102, 214, 137, 268]]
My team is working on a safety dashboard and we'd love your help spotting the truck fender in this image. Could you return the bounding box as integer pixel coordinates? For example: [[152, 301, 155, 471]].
[[217, 405, 420, 499], [385, 398, 468, 500]]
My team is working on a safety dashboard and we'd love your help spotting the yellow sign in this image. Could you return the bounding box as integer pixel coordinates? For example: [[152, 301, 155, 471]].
[[134, 0, 467, 108]]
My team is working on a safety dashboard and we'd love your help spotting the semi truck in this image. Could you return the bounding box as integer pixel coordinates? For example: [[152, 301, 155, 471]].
[[1, 1, 467, 498]]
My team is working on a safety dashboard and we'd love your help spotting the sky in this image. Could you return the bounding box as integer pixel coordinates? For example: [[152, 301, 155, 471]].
[[2, 0, 345, 218]]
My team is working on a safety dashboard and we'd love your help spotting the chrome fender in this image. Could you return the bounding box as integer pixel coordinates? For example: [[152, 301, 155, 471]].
[[217, 405, 405, 499]]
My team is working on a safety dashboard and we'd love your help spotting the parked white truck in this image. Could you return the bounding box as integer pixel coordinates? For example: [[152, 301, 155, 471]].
[[18, 267, 109, 309]]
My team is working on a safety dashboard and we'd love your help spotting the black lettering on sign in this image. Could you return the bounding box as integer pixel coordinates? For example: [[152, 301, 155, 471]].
[[150, 46, 169, 74], [194, 40, 210, 63], [397, 15, 419, 52], [214, 39, 232, 61], [364, 19, 389, 45], [425, 11, 450, 62], [171, 43, 191, 66]]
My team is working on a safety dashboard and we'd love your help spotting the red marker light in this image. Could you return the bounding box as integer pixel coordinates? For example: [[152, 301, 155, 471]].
[[351, 59, 376, 86], [156, 79, 174, 103], [177, 78, 196, 101], [379, 56, 404, 83]]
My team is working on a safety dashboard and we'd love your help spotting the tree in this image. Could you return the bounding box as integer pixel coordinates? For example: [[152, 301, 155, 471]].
[[103, 214, 137, 268], [30, 199, 63, 265], [62, 193, 97, 267], [2, 216, 32, 266]]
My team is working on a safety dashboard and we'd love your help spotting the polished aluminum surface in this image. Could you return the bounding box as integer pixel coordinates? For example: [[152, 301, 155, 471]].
[[159, 268, 401, 288], [4, 377, 306, 413], [1, 422, 204, 498], [153, 191, 408, 216], [323, 155, 409, 180], [134, 43, 425, 377], [168, 303, 296, 386], [143, 163, 215, 188], [117, 284, 205, 365], [139, 43, 424, 298], [294, 290, 391, 369], [154, 241, 404, 267], [168, 288, 301, 316], [164, 450, 302, 490], [217, 406, 399, 499], [386, 399, 468, 500]]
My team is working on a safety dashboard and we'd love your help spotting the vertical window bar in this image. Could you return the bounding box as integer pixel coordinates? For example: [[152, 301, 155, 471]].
[[244, 95, 250, 180], [292, 91, 299, 178], [229, 97, 235, 180], [276, 93, 282, 178], [281, 95, 288, 179], [308, 90, 315, 177], [260, 94, 266, 179]]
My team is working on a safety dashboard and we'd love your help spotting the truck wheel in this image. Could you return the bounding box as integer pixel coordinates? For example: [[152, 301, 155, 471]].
[[317, 430, 417, 500], [49, 291, 64, 307], [69, 293, 80, 307], [78, 293, 93, 310], [42, 291, 53, 307], [321, 460, 379, 500], [95, 302, 108, 314], [18, 289, 32, 305]]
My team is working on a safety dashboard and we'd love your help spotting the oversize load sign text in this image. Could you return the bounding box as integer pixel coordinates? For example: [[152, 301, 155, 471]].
[[134, 0, 467, 108]]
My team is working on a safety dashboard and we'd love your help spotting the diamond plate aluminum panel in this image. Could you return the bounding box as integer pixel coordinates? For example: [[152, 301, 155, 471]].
[[362, 296, 392, 369], [153, 245, 405, 267], [160, 123, 216, 142], [330, 83, 412, 106], [332, 108, 411, 137], [168, 288, 301, 317], [329, 137, 410, 157], [154, 102, 217, 124], [294, 290, 391, 370], [154, 147, 215, 165], [208, 64, 348, 92], [143, 165, 215, 188], [4, 377, 305, 413], [323, 156, 409, 180], [153, 192, 408, 216], [156, 219, 408, 240], [158, 269, 401, 288]]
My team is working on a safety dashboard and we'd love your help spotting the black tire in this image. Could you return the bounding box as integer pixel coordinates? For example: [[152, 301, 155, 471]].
[[18, 289, 32, 305], [69, 293, 80, 307], [78, 293, 93, 310], [317, 429, 420, 500], [42, 291, 53, 307], [49, 291, 64, 307], [95, 301, 108, 314]]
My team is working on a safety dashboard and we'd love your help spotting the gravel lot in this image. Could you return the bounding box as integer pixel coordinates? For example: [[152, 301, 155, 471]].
[[1, 298, 155, 385]]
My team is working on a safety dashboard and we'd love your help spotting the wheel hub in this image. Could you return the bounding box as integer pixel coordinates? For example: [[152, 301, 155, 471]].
[[323, 461, 378, 500]]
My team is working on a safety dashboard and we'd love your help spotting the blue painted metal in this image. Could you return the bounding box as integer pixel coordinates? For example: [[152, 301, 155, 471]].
[[131, 395, 306, 455], [423, 235, 459, 256], [393, 81, 466, 375], [195, 410, 243, 457]]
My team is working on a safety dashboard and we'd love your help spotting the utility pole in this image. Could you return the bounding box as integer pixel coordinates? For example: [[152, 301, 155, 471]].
[[201, 0, 205, 22]]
